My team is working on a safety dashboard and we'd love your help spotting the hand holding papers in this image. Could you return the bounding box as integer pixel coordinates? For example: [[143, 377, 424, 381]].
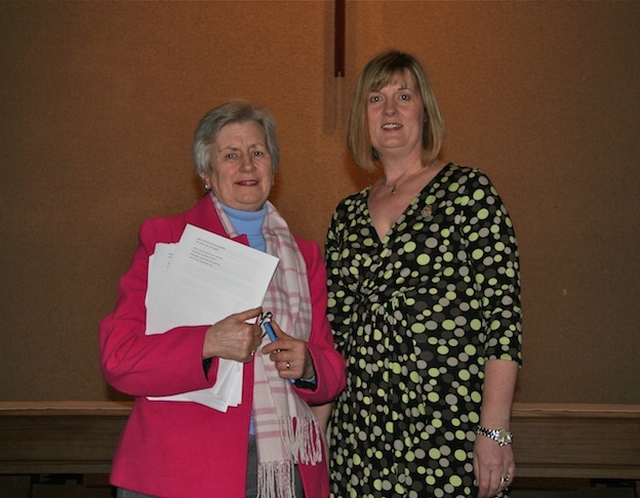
[[145, 224, 279, 411]]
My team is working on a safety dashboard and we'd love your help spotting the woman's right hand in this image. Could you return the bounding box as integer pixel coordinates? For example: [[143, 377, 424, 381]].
[[202, 307, 263, 362]]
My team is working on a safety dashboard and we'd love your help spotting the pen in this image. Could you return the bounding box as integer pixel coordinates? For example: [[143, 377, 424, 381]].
[[262, 320, 295, 384], [263, 321, 278, 342]]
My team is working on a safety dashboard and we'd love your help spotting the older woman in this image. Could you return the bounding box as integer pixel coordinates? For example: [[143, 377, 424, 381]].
[[324, 51, 522, 498], [100, 100, 346, 498]]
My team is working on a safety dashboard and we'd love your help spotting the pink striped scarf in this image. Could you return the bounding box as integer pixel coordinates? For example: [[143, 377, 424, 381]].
[[211, 195, 322, 498]]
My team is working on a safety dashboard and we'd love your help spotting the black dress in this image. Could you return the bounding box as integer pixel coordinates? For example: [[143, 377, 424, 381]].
[[325, 164, 522, 498]]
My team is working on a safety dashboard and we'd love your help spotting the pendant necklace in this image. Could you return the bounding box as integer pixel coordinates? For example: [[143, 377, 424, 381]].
[[380, 167, 426, 195]]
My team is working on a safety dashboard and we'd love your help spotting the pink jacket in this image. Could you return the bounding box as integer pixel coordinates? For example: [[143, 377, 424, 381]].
[[99, 196, 346, 498]]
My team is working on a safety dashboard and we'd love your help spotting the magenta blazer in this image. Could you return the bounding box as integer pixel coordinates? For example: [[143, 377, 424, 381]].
[[100, 196, 346, 497]]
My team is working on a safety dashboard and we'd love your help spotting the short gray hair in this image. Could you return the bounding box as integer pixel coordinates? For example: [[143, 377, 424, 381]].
[[191, 100, 280, 176]]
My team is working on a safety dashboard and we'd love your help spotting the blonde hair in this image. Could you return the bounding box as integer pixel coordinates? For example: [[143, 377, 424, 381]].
[[347, 50, 445, 171]]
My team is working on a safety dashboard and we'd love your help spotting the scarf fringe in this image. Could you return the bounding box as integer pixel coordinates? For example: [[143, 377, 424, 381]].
[[282, 416, 323, 465], [257, 460, 295, 498]]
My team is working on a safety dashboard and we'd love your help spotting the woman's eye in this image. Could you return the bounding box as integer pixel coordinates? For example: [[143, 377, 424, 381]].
[[400, 94, 410, 101], [369, 95, 381, 103], [252, 150, 264, 157], [225, 153, 236, 160]]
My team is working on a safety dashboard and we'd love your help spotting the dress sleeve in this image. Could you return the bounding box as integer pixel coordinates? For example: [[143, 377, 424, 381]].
[[324, 204, 354, 356], [99, 218, 218, 397], [460, 171, 523, 364], [294, 238, 347, 405]]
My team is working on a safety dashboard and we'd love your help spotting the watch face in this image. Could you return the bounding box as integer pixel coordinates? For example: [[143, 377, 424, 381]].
[[498, 429, 512, 445]]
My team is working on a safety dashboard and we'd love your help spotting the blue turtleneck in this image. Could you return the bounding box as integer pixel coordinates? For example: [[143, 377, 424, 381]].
[[220, 203, 267, 252]]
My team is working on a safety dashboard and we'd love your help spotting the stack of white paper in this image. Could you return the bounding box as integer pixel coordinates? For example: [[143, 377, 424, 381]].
[[144, 224, 279, 412]]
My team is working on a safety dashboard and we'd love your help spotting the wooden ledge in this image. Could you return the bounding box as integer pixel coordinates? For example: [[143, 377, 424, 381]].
[[513, 402, 640, 417], [0, 401, 133, 417], [0, 401, 133, 474], [1, 402, 639, 479], [511, 403, 640, 479]]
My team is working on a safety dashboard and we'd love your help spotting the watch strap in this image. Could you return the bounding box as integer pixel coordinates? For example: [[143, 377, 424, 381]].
[[476, 425, 513, 446]]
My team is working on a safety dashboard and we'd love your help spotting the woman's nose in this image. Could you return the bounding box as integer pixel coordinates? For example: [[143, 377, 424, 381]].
[[239, 154, 255, 171], [383, 99, 397, 115]]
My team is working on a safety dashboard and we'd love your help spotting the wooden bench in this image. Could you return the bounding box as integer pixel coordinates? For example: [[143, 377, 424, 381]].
[[1, 402, 639, 493], [512, 403, 640, 482], [0, 401, 129, 474]]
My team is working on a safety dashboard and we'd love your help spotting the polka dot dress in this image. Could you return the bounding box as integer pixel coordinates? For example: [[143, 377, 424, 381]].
[[325, 164, 522, 498]]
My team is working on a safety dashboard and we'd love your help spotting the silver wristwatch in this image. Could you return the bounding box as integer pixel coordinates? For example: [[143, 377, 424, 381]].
[[476, 425, 513, 446]]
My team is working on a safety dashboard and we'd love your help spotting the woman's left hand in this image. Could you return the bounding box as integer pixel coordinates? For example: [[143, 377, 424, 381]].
[[473, 436, 515, 498], [261, 321, 315, 381]]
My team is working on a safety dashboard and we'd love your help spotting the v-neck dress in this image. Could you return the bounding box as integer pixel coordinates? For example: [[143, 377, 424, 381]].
[[325, 163, 522, 498]]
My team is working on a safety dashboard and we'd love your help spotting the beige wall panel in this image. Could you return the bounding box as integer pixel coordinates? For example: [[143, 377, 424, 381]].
[[0, 1, 638, 404]]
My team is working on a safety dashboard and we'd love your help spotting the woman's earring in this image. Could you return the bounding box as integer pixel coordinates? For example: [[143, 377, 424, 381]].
[[203, 183, 210, 191]]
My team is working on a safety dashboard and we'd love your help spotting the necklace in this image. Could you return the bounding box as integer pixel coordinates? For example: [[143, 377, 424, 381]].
[[379, 167, 426, 195]]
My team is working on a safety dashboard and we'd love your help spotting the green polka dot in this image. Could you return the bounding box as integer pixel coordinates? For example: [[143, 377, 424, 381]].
[[411, 322, 426, 334], [404, 241, 417, 252], [429, 447, 441, 459]]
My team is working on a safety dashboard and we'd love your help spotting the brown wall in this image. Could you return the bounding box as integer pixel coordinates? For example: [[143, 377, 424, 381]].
[[1, 1, 638, 404]]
